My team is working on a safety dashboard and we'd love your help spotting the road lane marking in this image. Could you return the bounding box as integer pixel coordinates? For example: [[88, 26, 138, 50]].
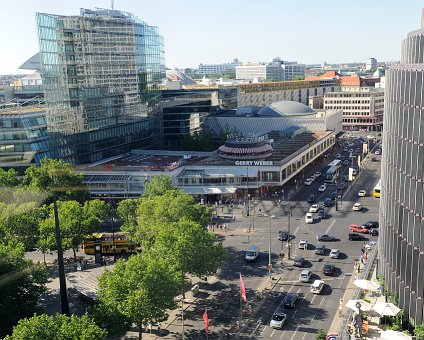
[[290, 325, 300, 340], [325, 219, 336, 234]]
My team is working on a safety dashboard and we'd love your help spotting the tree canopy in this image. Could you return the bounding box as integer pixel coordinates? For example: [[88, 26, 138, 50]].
[[0, 243, 47, 338], [5, 314, 107, 340], [97, 253, 179, 339], [142, 174, 175, 198]]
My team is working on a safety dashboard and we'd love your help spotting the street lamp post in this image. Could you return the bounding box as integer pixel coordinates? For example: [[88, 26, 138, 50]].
[[266, 214, 274, 279], [287, 200, 291, 259]]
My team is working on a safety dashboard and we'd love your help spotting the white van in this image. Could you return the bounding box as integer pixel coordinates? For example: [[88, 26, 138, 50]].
[[299, 269, 312, 283], [245, 245, 260, 262], [305, 213, 314, 224], [310, 280, 325, 294]]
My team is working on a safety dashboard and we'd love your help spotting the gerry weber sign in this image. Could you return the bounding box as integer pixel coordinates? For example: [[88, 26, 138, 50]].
[[234, 160, 274, 166]]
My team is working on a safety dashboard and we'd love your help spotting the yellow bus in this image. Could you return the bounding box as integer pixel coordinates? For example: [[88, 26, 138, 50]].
[[82, 232, 139, 255], [373, 179, 381, 198]]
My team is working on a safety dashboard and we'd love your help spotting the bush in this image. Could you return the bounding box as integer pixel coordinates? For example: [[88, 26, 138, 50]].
[[316, 329, 326, 340]]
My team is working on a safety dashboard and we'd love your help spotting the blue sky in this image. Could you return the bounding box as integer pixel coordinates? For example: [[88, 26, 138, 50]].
[[1, 0, 423, 74]]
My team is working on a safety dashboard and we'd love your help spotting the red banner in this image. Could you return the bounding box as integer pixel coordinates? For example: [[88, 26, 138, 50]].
[[240, 272, 247, 302], [203, 310, 209, 334]]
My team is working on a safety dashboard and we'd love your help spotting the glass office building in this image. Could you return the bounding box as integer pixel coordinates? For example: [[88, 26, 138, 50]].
[[36, 8, 165, 164], [379, 10, 424, 325]]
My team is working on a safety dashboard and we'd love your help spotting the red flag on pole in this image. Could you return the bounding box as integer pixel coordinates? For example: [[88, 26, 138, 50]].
[[203, 309, 209, 334], [240, 272, 247, 302]]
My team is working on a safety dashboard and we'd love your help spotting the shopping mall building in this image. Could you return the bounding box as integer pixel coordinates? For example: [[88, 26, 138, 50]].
[[77, 101, 342, 201]]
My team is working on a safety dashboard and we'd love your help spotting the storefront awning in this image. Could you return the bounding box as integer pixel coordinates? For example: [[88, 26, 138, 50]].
[[203, 168, 258, 178], [180, 186, 238, 195]]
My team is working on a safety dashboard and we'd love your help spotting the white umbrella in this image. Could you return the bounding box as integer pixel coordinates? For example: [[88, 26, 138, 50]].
[[353, 279, 381, 290], [372, 302, 401, 317], [345, 299, 373, 312], [380, 329, 412, 340]]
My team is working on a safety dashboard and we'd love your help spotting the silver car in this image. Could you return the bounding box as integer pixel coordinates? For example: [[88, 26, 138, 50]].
[[270, 312, 287, 329], [329, 249, 340, 259]]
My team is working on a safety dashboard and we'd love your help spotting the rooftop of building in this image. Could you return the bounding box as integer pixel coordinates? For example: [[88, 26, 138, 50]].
[[0, 104, 46, 115]]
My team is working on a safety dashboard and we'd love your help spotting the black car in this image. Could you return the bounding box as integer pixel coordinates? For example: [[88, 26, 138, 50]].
[[293, 256, 306, 267], [307, 194, 315, 203], [348, 232, 366, 241], [362, 221, 379, 229], [317, 233, 336, 242], [329, 191, 337, 201], [323, 198, 332, 207], [343, 160, 350, 166], [323, 263, 335, 275], [278, 231, 289, 241], [317, 209, 327, 219], [370, 228, 379, 236], [337, 182, 346, 190], [283, 293, 299, 308]]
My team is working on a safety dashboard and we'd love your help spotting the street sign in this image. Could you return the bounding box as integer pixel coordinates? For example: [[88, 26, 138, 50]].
[[266, 265, 272, 270], [326, 333, 338, 340]]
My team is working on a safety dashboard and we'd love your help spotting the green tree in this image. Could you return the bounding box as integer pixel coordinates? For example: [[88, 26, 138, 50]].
[[24, 158, 87, 202], [415, 323, 424, 339], [37, 218, 57, 263], [5, 314, 106, 340], [98, 253, 179, 340], [83, 199, 109, 221], [86, 302, 131, 338], [125, 190, 210, 246], [0, 243, 47, 338], [143, 174, 175, 198], [41, 200, 101, 258], [292, 75, 305, 81], [181, 129, 214, 151], [0, 168, 20, 187], [316, 329, 326, 340], [116, 199, 139, 230], [154, 219, 226, 287]]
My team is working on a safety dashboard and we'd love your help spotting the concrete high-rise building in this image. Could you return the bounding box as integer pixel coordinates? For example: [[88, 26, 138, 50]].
[[281, 62, 305, 81], [236, 63, 283, 82], [379, 10, 424, 325], [36, 8, 165, 164], [366, 57, 377, 70]]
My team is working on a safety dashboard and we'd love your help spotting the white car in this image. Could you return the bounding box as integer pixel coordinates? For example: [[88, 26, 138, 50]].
[[304, 178, 313, 186], [310, 280, 325, 294], [318, 184, 326, 192], [305, 213, 314, 224], [314, 171, 321, 178], [329, 249, 340, 259], [309, 204, 319, 213], [365, 241, 377, 250], [375, 149, 381, 155], [270, 312, 287, 329], [367, 135, 374, 139], [298, 240, 308, 250], [358, 190, 366, 197], [353, 203, 363, 211]]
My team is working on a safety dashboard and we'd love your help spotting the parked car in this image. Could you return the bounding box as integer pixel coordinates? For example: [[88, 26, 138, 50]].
[[335, 153, 341, 159], [317, 233, 336, 242], [358, 190, 367, 197], [299, 270, 312, 283], [315, 243, 326, 255], [323, 263, 335, 276], [298, 240, 308, 250], [348, 232, 366, 241], [349, 224, 369, 234], [314, 171, 322, 178], [365, 241, 377, 250], [343, 160, 350, 166], [329, 249, 340, 259], [310, 280, 325, 294], [370, 228, 379, 236], [337, 182, 346, 190], [330, 191, 337, 201], [317, 209, 328, 219], [305, 213, 314, 224], [323, 198, 332, 207], [309, 204, 320, 213], [270, 312, 287, 329], [353, 203, 363, 211], [362, 221, 379, 229], [307, 194, 315, 203], [283, 293, 299, 308], [304, 178, 313, 186], [293, 256, 306, 267], [278, 231, 289, 241], [375, 149, 381, 155], [318, 184, 327, 192]]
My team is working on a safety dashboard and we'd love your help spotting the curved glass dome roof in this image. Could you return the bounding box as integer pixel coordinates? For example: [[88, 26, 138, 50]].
[[257, 101, 316, 117]]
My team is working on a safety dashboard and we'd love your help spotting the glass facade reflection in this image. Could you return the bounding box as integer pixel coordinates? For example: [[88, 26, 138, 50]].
[[36, 8, 165, 164], [379, 9, 424, 325]]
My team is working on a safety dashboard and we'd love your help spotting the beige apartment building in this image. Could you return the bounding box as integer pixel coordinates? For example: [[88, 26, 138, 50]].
[[323, 88, 384, 131]]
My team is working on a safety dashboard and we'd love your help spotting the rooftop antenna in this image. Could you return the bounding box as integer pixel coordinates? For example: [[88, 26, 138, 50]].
[[111, 0, 114, 10]]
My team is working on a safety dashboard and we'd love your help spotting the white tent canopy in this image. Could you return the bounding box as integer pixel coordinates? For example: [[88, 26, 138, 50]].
[[380, 330, 412, 340], [353, 279, 381, 290], [372, 302, 401, 317], [345, 299, 373, 312]]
